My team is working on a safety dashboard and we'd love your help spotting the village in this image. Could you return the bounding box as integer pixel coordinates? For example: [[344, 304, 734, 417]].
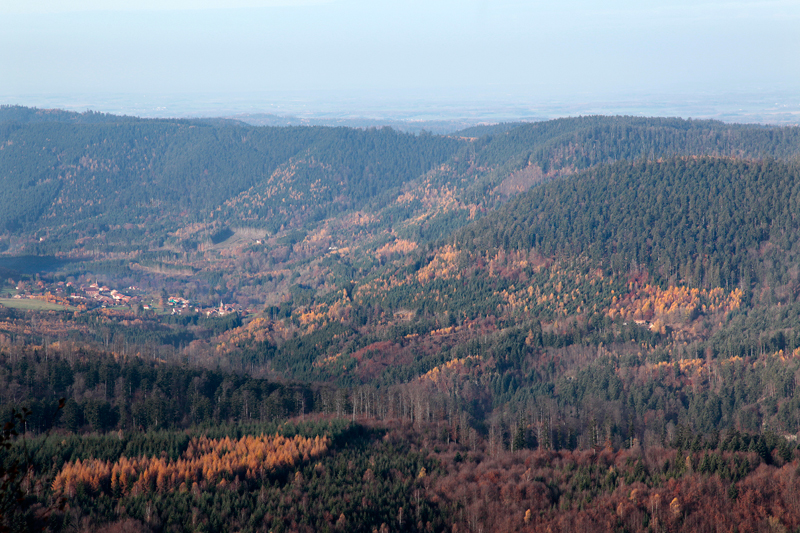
[[4, 279, 241, 317], [4, 279, 134, 310], [165, 295, 240, 317]]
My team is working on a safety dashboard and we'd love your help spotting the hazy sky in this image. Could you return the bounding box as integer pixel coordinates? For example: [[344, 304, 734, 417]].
[[2, 0, 799, 110]]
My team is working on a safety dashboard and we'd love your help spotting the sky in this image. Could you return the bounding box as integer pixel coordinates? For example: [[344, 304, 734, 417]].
[[1, 0, 799, 118]]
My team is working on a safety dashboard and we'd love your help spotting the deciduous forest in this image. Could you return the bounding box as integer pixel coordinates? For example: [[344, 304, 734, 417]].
[[3, 105, 800, 531]]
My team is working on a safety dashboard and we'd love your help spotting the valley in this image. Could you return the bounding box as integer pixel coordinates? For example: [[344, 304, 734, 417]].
[[3, 105, 800, 532]]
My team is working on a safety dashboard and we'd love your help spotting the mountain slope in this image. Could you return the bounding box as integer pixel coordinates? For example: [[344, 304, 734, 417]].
[[457, 157, 800, 293], [0, 119, 463, 237], [476, 116, 800, 171], [6, 110, 800, 533]]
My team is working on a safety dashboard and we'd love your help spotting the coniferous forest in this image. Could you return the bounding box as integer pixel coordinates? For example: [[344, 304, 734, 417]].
[[3, 105, 800, 531]]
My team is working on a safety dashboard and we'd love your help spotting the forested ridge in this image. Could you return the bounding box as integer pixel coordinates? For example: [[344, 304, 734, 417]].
[[0, 106, 144, 125], [474, 116, 800, 169], [4, 107, 800, 532], [4, 108, 800, 247], [0, 117, 462, 236], [458, 157, 800, 291]]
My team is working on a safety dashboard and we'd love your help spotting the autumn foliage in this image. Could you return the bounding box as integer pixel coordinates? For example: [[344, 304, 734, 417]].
[[608, 284, 742, 330], [51, 434, 329, 497]]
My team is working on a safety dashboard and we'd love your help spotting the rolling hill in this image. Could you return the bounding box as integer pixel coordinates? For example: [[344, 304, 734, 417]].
[[5, 107, 800, 532]]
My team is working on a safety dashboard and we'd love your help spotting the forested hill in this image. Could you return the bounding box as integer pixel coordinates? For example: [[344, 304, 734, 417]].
[[0, 117, 464, 234], [0, 105, 247, 128], [3, 108, 800, 256], [456, 157, 800, 291], [453, 122, 526, 137], [473, 116, 800, 173], [0, 105, 143, 125], [9, 110, 800, 532]]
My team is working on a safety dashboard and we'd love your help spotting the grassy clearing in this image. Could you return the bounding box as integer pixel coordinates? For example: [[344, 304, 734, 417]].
[[208, 228, 266, 251], [0, 298, 73, 311]]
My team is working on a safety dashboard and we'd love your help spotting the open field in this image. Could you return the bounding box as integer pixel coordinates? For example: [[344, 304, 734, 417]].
[[0, 298, 73, 311], [208, 227, 266, 251]]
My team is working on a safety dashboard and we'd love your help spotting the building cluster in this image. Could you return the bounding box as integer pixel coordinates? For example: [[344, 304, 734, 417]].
[[7, 279, 242, 317], [10, 280, 139, 309], [14, 281, 138, 309], [167, 296, 239, 317], [83, 282, 133, 306]]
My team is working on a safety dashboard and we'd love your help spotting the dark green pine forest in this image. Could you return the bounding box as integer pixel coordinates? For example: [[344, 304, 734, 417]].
[[3, 105, 800, 532]]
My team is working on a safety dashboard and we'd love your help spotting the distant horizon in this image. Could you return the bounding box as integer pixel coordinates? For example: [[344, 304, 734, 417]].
[[4, 0, 798, 128], [3, 89, 800, 130]]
